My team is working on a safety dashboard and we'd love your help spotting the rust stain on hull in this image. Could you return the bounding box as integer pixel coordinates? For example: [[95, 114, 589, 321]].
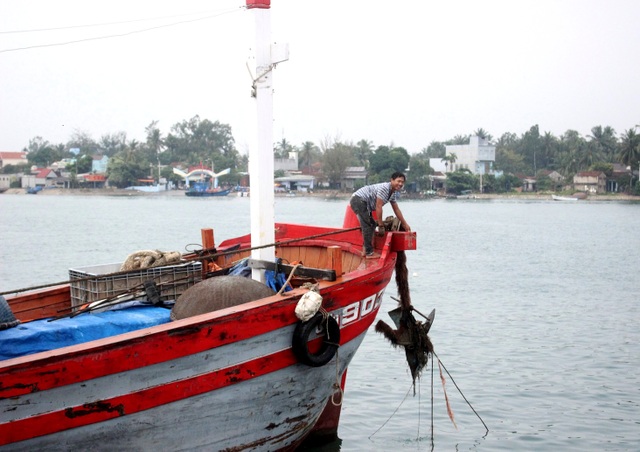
[[65, 401, 125, 418]]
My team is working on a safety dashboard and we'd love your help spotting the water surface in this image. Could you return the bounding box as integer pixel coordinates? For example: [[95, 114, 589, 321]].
[[1, 194, 638, 451]]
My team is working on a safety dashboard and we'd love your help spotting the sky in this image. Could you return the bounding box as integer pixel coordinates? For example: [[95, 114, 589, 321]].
[[1, 0, 639, 155]]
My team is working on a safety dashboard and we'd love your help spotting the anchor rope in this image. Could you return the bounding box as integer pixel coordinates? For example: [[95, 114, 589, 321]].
[[330, 347, 343, 407], [276, 263, 301, 296], [368, 382, 414, 440], [433, 351, 490, 436], [316, 305, 343, 407], [0, 227, 360, 296]]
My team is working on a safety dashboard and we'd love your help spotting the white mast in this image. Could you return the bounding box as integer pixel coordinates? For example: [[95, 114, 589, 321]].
[[246, 0, 288, 282]]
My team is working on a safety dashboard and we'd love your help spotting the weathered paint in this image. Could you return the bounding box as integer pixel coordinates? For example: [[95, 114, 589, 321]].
[[1, 225, 415, 450]]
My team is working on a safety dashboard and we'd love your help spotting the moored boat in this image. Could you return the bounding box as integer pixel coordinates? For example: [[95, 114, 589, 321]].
[[184, 181, 231, 197], [0, 215, 416, 450], [0, 2, 421, 449], [551, 194, 579, 201]]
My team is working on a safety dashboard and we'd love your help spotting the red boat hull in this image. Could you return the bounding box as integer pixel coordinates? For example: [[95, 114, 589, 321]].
[[1, 223, 414, 450]]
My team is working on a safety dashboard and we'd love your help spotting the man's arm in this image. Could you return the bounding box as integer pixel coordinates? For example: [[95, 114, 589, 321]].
[[375, 197, 385, 227], [391, 202, 411, 232]]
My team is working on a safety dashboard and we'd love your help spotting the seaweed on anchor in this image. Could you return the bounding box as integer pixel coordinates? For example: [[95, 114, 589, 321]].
[[375, 250, 435, 391]]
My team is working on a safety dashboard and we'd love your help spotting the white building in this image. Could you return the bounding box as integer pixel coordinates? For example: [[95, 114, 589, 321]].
[[445, 136, 496, 175]]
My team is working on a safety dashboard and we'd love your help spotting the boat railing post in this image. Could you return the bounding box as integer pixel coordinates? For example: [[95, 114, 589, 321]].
[[327, 246, 343, 277], [201, 228, 215, 250], [201, 228, 216, 277]]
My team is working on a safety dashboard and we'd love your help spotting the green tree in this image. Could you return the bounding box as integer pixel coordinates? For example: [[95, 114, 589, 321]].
[[107, 143, 149, 188], [354, 139, 373, 171], [445, 170, 477, 195], [164, 116, 237, 171], [618, 128, 639, 168], [496, 132, 518, 148], [535, 172, 553, 191], [407, 153, 431, 192], [517, 125, 543, 174], [557, 129, 586, 177], [588, 125, 617, 162], [98, 132, 128, 157], [368, 145, 410, 181], [299, 141, 320, 173], [589, 162, 614, 176], [473, 128, 493, 141], [322, 142, 354, 188], [144, 121, 165, 182], [422, 141, 446, 159], [25, 137, 66, 167], [449, 135, 469, 145], [67, 130, 98, 155], [540, 131, 558, 171], [440, 153, 457, 173], [618, 128, 640, 191], [274, 137, 294, 159], [495, 147, 526, 174], [76, 154, 93, 173]]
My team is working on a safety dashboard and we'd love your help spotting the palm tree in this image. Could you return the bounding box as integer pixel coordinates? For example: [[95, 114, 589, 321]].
[[588, 125, 617, 162], [274, 137, 294, 159], [540, 131, 558, 171], [441, 153, 457, 173], [451, 135, 469, 145], [145, 121, 165, 182], [558, 130, 584, 177], [299, 141, 318, 173], [618, 129, 639, 165], [618, 128, 640, 189], [579, 142, 605, 170], [473, 128, 493, 142], [355, 139, 373, 168]]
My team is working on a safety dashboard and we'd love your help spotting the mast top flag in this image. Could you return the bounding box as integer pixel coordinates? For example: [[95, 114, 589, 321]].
[[246, 0, 271, 9]]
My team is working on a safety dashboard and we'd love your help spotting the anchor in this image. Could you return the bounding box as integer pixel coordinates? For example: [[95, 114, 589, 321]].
[[375, 250, 435, 390]]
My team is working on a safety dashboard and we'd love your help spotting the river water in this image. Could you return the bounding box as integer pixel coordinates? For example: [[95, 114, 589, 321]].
[[1, 194, 639, 451]]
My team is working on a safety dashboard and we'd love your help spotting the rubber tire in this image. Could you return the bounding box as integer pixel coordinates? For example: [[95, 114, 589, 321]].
[[292, 312, 340, 367]]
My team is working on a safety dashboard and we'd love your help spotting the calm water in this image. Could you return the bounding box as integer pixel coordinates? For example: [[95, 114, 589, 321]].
[[1, 194, 639, 451]]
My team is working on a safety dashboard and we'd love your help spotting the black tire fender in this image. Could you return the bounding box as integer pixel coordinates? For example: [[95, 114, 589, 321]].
[[292, 312, 340, 367]]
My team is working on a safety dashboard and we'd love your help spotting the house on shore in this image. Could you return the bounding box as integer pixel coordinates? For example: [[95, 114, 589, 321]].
[[0, 152, 28, 170], [574, 171, 606, 194], [340, 166, 367, 190], [444, 136, 496, 175]]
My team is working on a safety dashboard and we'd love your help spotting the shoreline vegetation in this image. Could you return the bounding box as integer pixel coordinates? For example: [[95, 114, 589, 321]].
[[2, 187, 638, 202]]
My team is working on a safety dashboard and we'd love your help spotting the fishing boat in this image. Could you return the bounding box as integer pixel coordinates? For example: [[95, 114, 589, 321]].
[[551, 194, 579, 201], [184, 181, 231, 197], [0, 2, 419, 450], [1, 218, 416, 450]]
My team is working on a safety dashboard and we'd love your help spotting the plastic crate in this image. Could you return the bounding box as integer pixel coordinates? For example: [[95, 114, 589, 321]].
[[69, 261, 202, 308]]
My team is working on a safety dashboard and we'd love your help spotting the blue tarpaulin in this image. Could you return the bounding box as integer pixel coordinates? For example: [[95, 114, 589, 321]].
[[228, 258, 292, 293], [0, 305, 171, 361]]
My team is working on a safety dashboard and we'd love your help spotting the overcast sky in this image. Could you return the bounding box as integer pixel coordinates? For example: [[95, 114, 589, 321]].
[[1, 0, 639, 155]]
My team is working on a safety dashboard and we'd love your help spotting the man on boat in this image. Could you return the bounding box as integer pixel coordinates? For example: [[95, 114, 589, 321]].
[[350, 172, 411, 258]]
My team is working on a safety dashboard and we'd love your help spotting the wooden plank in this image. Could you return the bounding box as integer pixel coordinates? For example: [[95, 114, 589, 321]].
[[327, 246, 343, 277], [7, 286, 71, 322]]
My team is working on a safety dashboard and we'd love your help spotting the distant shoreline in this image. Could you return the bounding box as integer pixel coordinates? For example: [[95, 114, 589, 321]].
[[2, 187, 638, 202]]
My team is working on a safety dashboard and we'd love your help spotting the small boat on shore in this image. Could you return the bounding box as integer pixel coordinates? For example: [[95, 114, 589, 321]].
[[552, 194, 579, 201], [456, 190, 477, 199]]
